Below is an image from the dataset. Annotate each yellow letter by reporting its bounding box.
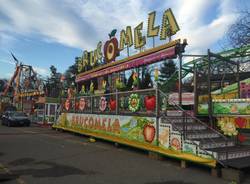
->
[134,22,146,49]
[119,26,133,50]
[76,57,83,73]
[160,8,180,40]
[96,41,103,61]
[147,11,160,37]
[82,50,88,68]
[89,51,96,67]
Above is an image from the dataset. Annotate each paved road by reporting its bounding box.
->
[0,123,244,184]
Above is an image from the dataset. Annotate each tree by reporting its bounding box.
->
[227,11,250,48]
[64,62,77,89]
[140,66,153,89]
[50,65,57,76]
[158,59,177,92]
[182,76,193,92]
[0,79,7,92]
[45,65,62,97]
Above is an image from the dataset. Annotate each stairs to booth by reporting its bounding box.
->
[161,115,250,168]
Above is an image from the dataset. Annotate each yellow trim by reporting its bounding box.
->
[76,39,180,80]
[53,125,216,168]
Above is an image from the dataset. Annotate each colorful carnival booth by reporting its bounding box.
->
[53,9,250,169]
[33,97,60,124]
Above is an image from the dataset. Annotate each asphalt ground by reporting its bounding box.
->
[0,123,248,184]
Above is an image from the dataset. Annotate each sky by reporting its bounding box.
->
[0,0,249,79]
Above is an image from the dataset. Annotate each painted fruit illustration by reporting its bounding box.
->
[104,29,120,63]
[64,99,70,111]
[128,94,140,112]
[235,117,246,128]
[238,134,247,143]
[99,96,107,112]
[110,99,116,111]
[79,97,86,111]
[144,95,156,111]
[75,101,79,110]
[230,104,238,113]
[159,129,169,145]
[143,124,155,143]
[171,138,181,150]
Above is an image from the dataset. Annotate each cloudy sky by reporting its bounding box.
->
[0,0,249,79]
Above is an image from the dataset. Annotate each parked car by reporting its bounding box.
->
[0,105,17,119]
[1,111,30,127]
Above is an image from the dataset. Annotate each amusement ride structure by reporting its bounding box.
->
[1,56,45,114]
[52,9,250,178]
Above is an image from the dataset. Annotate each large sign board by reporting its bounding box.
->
[76,9,180,78]
[76,44,176,82]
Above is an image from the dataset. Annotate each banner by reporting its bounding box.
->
[57,113,157,145]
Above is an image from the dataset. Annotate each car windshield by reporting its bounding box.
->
[11,112,27,117]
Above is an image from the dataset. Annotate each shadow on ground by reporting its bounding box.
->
[145,181,195,184]
[0,157,98,182]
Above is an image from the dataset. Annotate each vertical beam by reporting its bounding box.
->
[193,64,198,116]
[207,49,213,127]
[156,87,159,146]
[178,53,182,107]
[180,160,187,168]
[115,89,118,115]
[90,96,93,114]
[76,83,79,95]
[237,60,240,98]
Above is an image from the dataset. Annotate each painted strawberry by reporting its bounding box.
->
[143,124,155,143]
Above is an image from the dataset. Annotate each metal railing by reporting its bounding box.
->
[61,88,157,117]
[158,90,231,165]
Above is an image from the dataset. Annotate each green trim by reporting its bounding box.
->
[45,97,60,103]
[52,125,216,168]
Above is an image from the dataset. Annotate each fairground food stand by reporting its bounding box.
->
[33,97,60,124]
[53,9,250,169]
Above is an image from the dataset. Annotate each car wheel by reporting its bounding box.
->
[26,123,30,127]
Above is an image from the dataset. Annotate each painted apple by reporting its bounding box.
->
[144,95,156,111]
[110,99,116,111]
[143,124,155,143]
[104,29,119,63]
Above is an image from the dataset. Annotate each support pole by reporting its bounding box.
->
[156,86,159,146]
[193,64,198,116]
[115,89,118,115]
[237,60,240,98]
[178,53,182,107]
[207,49,213,127]
[127,46,129,57]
